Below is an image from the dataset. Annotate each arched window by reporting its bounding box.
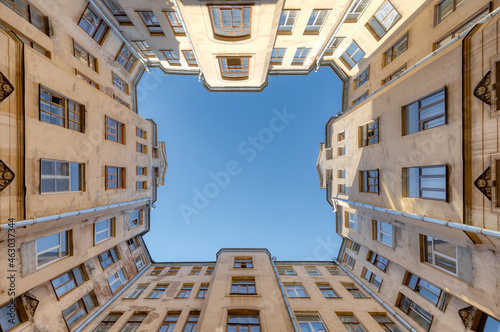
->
[209,5,251,39]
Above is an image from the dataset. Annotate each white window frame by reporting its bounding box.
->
[305,10,330,33]
[362,268,383,291]
[346,212,359,231]
[277,266,296,275]
[305,267,321,276]
[129,210,141,228]
[127,285,146,299]
[346,0,371,22]
[108,268,127,292]
[134,255,146,270]
[296,314,328,331]
[94,218,113,244]
[41,159,83,193]
[278,10,299,33]
[366,1,401,39]
[285,284,308,298]
[423,236,457,275]
[36,231,69,268]
[374,220,393,246]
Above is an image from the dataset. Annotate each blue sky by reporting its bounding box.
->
[138,67,343,262]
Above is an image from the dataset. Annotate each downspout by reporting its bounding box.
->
[88,0,150,73]
[333,198,500,239]
[334,258,418,332]
[0,197,151,230]
[171,0,203,82]
[269,257,300,332]
[74,263,151,332]
[315,0,359,71]
[336,5,500,116]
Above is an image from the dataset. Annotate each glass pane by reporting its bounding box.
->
[37,233,60,252]
[73,267,85,285]
[434,239,456,258]
[381,9,400,31]
[38,248,60,265]
[352,48,365,63]
[82,293,95,311]
[368,18,385,38]
[70,163,82,191]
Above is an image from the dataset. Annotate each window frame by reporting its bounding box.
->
[337,313,368,332]
[73,40,98,72]
[63,292,98,330]
[133,40,155,58]
[371,314,402,332]
[129,209,142,228]
[208,5,252,40]
[354,66,369,89]
[161,49,181,66]
[404,272,442,306]
[231,278,256,295]
[227,312,261,331]
[105,166,125,189]
[39,86,85,132]
[115,44,137,72]
[270,48,286,65]
[278,10,299,34]
[234,257,253,268]
[136,11,164,36]
[121,312,148,331]
[36,231,70,268]
[359,170,379,194]
[182,50,197,66]
[402,87,447,136]
[403,165,448,201]
[161,311,180,331]
[324,37,344,56]
[304,9,330,34]
[183,312,199,332]
[343,283,368,299]
[345,211,359,231]
[197,283,209,298]
[317,283,339,298]
[127,237,140,252]
[345,0,370,22]
[284,283,308,298]
[78,5,109,44]
[362,268,383,291]
[292,47,311,65]
[164,11,185,35]
[384,33,408,67]
[148,284,168,299]
[112,72,128,94]
[435,7,489,49]
[359,118,379,147]
[340,41,365,69]
[366,0,401,40]
[435,0,467,25]
[98,247,119,269]
[177,284,193,299]
[51,265,86,299]
[105,116,125,143]
[101,0,131,25]
[277,266,296,275]
[374,220,393,247]
[219,57,250,80]
[134,255,146,270]
[422,235,457,275]
[296,314,328,331]
[397,293,433,330]
[368,251,389,272]
[94,218,114,245]
[40,159,84,194]
[107,268,127,293]
[93,312,123,331]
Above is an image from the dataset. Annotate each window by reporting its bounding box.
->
[36,231,69,267]
[366,1,401,39]
[51,266,86,299]
[360,170,379,194]
[105,117,124,143]
[183,50,197,66]
[435,0,467,24]
[121,313,147,331]
[114,95,130,108]
[352,91,368,106]
[153,147,160,158]
[1,0,48,34]
[2,27,49,56]
[278,10,299,33]
[317,283,338,298]
[135,180,147,189]
[93,312,123,332]
[137,11,163,35]
[0,299,26,331]
[346,0,370,22]
[343,283,367,299]
[127,285,146,299]
[305,10,329,34]
[183,312,199,332]
[227,313,261,331]
[382,66,406,84]
[101,0,131,24]
[338,146,345,156]
[234,257,253,268]
[345,212,359,231]
[306,267,321,276]
[327,266,344,275]
[219,57,249,80]
[285,284,308,298]
[338,131,345,141]
[477,314,500,332]
[113,73,128,94]
[127,237,139,252]
[106,166,125,189]
[205,267,214,275]
[197,284,209,298]
[160,312,180,332]
[374,220,393,246]
[135,255,146,270]
[190,267,202,275]
[277,266,296,275]
[134,41,155,58]
[359,118,379,147]
[209,5,252,39]
[231,278,256,295]
[296,314,327,332]
[368,252,389,272]
[403,165,447,201]
[422,236,457,274]
[292,48,310,65]
[405,272,442,305]
[342,252,356,270]
[130,210,142,228]
[324,37,344,55]
[40,87,84,132]
[116,44,137,72]
[435,8,488,49]
[137,167,147,176]
[341,41,365,69]
[164,11,185,35]
[137,143,147,154]
[40,159,83,193]
[167,267,180,275]
[161,50,181,66]
[94,218,114,244]
[63,292,98,330]
[354,66,369,89]
[338,184,346,194]
[108,269,127,293]
[370,315,402,332]
[151,267,165,276]
[177,284,193,298]
[79,5,109,44]
[74,41,97,72]
[398,294,433,330]
[337,314,367,332]
[346,239,361,254]
[338,170,346,179]
[271,48,286,65]
[75,69,100,89]
[362,268,383,291]
[136,127,147,139]
[384,33,407,66]
[98,247,119,269]
[403,88,446,135]
[148,284,168,299]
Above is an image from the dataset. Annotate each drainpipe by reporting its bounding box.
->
[315,0,359,71]
[171,0,203,82]
[74,263,151,332]
[336,5,500,116]
[0,198,151,230]
[333,198,500,239]
[334,258,419,332]
[269,257,301,332]
[88,0,150,73]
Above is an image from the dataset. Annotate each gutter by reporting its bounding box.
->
[333,198,500,239]
[1,198,151,230]
[334,258,418,332]
[315,0,360,71]
[269,256,300,332]
[336,5,500,116]
[74,263,151,332]
[88,0,150,73]
[171,0,203,82]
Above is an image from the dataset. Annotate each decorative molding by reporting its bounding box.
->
[0,71,14,102]
[458,306,478,329]
[0,160,15,192]
[21,293,39,319]
[473,70,492,105]
[474,167,492,201]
